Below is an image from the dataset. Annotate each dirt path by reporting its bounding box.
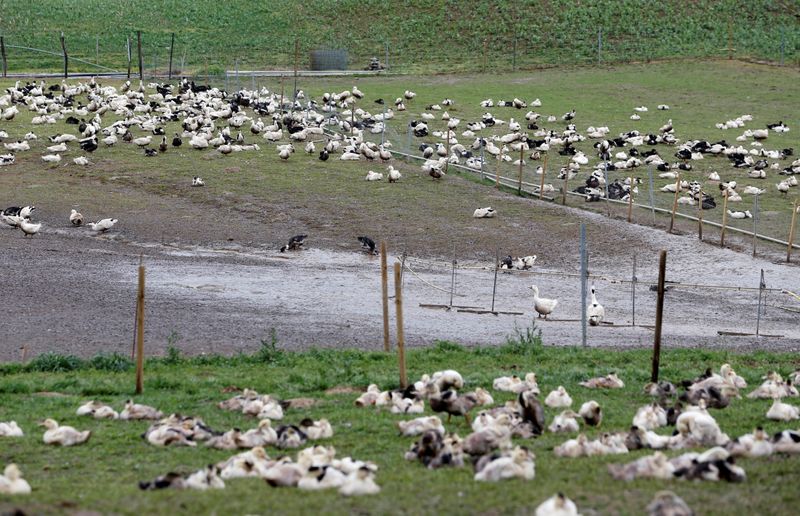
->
[1,189,797,361]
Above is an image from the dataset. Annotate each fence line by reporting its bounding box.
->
[381,147,800,252]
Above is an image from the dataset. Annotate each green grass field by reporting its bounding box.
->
[0,1,797,73]
[1,339,799,515]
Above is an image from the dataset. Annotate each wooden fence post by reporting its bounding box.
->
[381,241,390,352]
[627,176,634,223]
[168,32,175,80]
[720,191,729,247]
[137,31,144,80]
[697,188,704,240]
[651,250,667,382]
[59,33,68,78]
[539,153,547,200]
[788,200,798,262]
[668,173,681,233]
[517,141,524,195]
[562,167,569,205]
[0,37,7,78]
[393,262,407,388]
[135,256,146,394]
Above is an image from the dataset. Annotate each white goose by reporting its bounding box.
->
[587,285,605,326]
[530,285,558,319]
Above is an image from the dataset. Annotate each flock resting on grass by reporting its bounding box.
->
[2,363,800,514]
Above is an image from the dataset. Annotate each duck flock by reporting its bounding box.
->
[2,363,800,512]
[2,77,798,248]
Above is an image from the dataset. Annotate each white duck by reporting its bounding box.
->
[766,399,799,421]
[587,285,604,326]
[535,493,579,516]
[396,416,444,437]
[530,285,558,319]
[69,209,83,226]
[0,421,23,437]
[548,410,580,434]
[18,219,41,237]
[339,467,380,496]
[473,207,497,218]
[544,386,573,408]
[87,218,117,232]
[0,464,31,495]
[387,166,402,182]
[40,419,91,446]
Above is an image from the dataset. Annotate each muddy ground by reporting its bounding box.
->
[1,173,798,361]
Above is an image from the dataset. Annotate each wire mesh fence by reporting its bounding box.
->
[0,22,797,79]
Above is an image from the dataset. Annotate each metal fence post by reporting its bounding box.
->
[756,269,765,337]
[385,41,389,70]
[580,223,587,347]
[780,28,785,66]
[752,194,759,256]
[0,36,7,78]
[597,29,602,64]
[648,166,656,226]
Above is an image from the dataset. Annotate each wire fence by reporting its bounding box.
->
[0,23,798,79]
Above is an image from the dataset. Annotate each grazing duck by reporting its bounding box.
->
[548,410,580,434]
[426,385,478,425]
[357,236,377,254]
[139,465,225,491]
[158,136,168,152]
[300,418,334,440]
[772,430,800,454]
[120,400,164,420]
[473,207,496,218]
[646,491,692,516]
[76,400,119,419]
[280,234,307,252]
[0,464,31,495]
[238,419,278,448]
[530,285,558,319]
[87,218,117,232]
[0,421,23,437]
[578,401,602,427]
[727,209,752,219]
[587,285,605,326]
[339,466,380,496]
[474,446,536,482]
[276,424,308,448]
[69,209,83,226]
[387,165,401,182]
[172,133,182,147]
[580,373,624,389]
[40,419,91,446]
[766,399,799,421]
[544,386,573,408]
[632,403,668,430]
[519,390,546,436]
[133,135,152,147]
[18,218,42,237]
[535,493,579,516]
[397,416,444,437]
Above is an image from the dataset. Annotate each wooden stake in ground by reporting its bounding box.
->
[697,187,704,240]
[517,140,524,196]
[445,127,451,174]
[137,31,143,81]
[668,173,681,233]
[539,153,548,200]
[627,176,634,223]
[562,166,569,205]
[1,36,8,78]
[135,256,145,394]
[168,32,175,80]
[788,200,799,262]
[720,191,730,247]
[380,241,390,352]
[59,33,68,79]
[651,250,667,382]
[494,155,500,189]
[393,262,407,388]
